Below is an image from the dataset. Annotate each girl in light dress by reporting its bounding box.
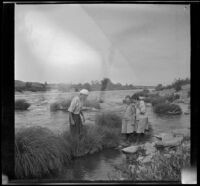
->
[121,95,137,141]
[135,96,149,142]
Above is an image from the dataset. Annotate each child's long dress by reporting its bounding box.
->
[121,104,136,134]
[136,101,148,133]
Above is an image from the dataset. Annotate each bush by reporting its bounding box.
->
[144,95,167,106]
[15,127,71,179]
[95,112,122,128]
[131,90,149,100]
[165,94,180,103]
[155,84,164,91]
[15,99,31,110]
[153,103,182,115]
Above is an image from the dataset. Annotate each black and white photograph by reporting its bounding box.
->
[2,2,198,184]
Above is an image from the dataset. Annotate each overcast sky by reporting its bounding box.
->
[15,4,190,86]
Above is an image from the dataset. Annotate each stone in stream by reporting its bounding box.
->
[142,142,156,155]
[122,145,139,154]
[155,136,183,148]
[140,154,153,164]
[172,128,190,138]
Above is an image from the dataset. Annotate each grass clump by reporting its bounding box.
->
[15,99,31,110]
[153,103,182,115]
[95,112,122,128]
[15,126,71,179]
[62,125,104,157]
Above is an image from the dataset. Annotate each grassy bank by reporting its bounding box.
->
[110,137,190,181]
[15,99,31,110]
[15,112,122,179]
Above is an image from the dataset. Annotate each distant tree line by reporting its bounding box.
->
[15,78,139,92]
[155,78,190,92]
[72,78,136,92]
[15,81,50,92]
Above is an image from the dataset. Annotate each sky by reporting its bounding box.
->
[15,4,190,86]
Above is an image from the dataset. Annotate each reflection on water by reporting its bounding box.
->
[55,149,125,181]
[15,90,190,180]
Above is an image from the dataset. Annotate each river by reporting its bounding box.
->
[15,89,190,181]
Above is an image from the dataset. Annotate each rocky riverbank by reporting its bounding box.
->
[113,128,190,181]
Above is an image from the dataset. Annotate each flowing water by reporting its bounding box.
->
[15,89,190,181]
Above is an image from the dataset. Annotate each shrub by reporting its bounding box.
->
[15,99,31,110]
[155,84,164,91]
[95,112,122,128]
[15,127,71,179]
[165,94,180,103]
[131,90,149,100]
[145,95,167,106]
[153,103,182,115]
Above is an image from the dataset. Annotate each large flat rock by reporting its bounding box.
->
[122,145,139,154]
[155,136,183,148]
[172,128,190,137]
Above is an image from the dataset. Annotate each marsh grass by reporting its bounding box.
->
[15,126,71,179]
[62,125,104,157]
[95,112,122,128]
[153,103,182,115]
[15,99,31,110]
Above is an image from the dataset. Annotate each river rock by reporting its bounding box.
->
[163,154,171,158]
[156,133,174,141]
[143,142,156,155]
[122,145,139,154]
[172,128,190,138]
[155,136,183,148]
[141,154,153,164]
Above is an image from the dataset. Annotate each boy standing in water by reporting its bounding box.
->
[68,89,89,137]
[121,95,136,141]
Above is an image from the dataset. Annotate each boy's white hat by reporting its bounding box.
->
[80,89,89,95]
